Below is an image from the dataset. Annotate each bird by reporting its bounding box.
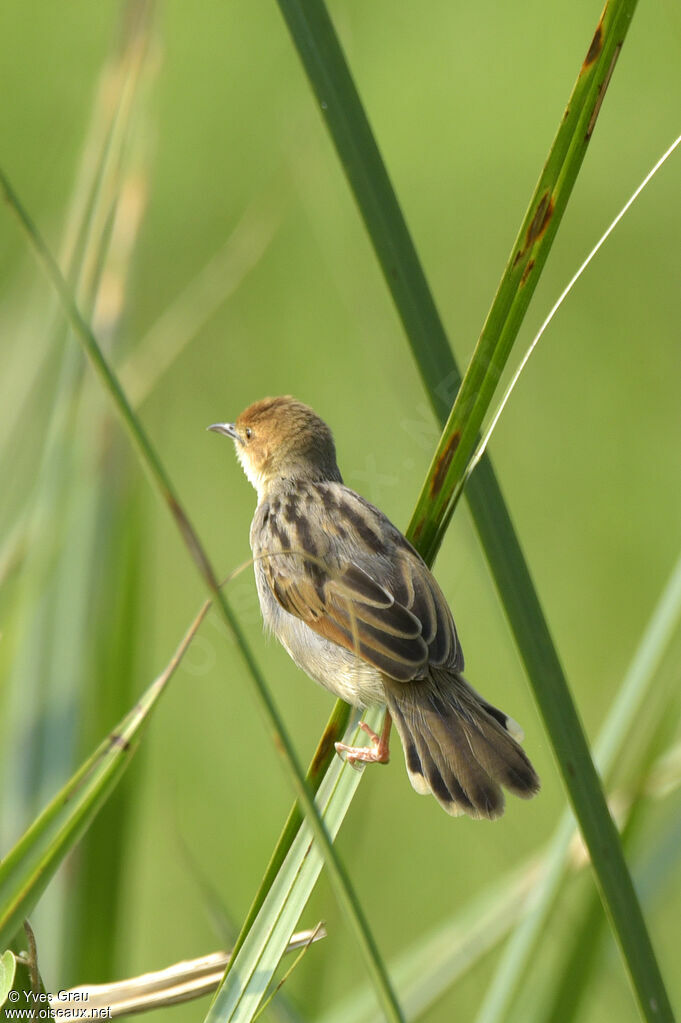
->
[209,396,540,819]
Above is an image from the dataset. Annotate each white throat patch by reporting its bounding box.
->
[235,441,265,500]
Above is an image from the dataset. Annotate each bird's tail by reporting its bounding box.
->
[384,670,540,819]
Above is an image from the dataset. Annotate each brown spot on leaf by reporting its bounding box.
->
[586,43,622,140]
[513,193,555,271]
[109,732,131,753]
[526,193,554,249]
[583,22,603,69]
[520,258,535,287]
[430,431,461,497]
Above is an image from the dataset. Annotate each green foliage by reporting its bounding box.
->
[0,605,207,951]
[276,1,671,1019]
[0,1,679,1022]
[0,950,17,1010]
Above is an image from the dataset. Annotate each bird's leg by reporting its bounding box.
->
[335,710,392,766]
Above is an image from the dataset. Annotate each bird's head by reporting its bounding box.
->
[209,396,341,497]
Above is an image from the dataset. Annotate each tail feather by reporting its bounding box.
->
[384,670,540,820]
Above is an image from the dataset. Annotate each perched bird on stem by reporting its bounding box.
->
[209,396,539,819]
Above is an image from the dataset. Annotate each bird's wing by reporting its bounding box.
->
[257,484,463,682]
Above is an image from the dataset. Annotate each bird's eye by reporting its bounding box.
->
[244,427,253,440]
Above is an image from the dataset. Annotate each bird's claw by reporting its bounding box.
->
[335,720,391,768]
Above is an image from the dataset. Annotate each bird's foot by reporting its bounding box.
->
[335,715,391,767]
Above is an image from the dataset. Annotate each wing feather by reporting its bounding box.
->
[255,483,463,681]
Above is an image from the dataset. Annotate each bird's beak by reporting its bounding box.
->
[207,422,239,440]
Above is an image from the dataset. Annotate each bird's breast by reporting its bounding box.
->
[252,555,385,708]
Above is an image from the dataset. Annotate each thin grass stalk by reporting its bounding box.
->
[407,3,636,560]
[33,6,157,983]
[538,706,679,1023]
[323,547,681,1023]
[0,10,153,839]
[0,27,157,977]
[461,477,674,1023]
[221,699,351,976]
[66,15,158,978]
[0,4,146,544]
[50,929,324,1020]
[465,131,681,489]
[206,708,378,1023]
[319,855,544,1023]
[272,3,673,1020]
[2,6,666,1014]
[538,814,639,1023]
[0,60,120,515]
[475,549,681,1023]
[0,601,210,950]
[65,479,145,983]
[0,174,404,1023]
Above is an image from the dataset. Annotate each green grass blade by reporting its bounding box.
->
[461,478,674,1023]
[0,176,403,1023]
[408,4,637,561]
[0,4,158,985]
[321,551,681,1023]
[0,950,17,1009]
[475,550,681,1023]
[533,702,679,1023]
[635,790,681,908]
[0,602,209,950]
[64,480,145,983]
[320,854,542,1023]
[221,698,351,977]
[537,815,639,1023]
[1,3,666,1018]
[0,925,49,1021]
[206,709,379,1023]
[274,3,674,1020]
[48,931,323,1020]
[63,10,159,979]
[275,0,453,400]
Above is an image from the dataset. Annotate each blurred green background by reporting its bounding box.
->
[1,0,680,1020]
